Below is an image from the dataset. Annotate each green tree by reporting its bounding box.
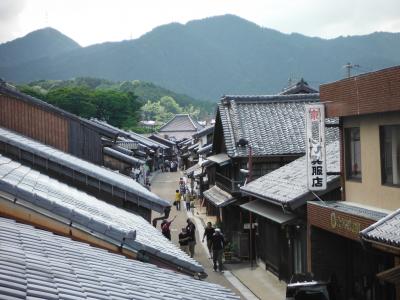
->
[46,87,96,118]
[159,96,182,114]
[183,104,200,119]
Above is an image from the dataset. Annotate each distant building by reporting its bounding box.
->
[158,114,203,141]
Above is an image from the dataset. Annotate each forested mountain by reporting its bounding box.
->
[1,15,400,100]
[0,27,80,67]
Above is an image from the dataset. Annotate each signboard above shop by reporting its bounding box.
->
[305,104,327,191]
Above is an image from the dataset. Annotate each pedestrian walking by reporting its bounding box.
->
[161,216,176,240]
[186,218,196,258]
[174,190,181,210]
[202,222,215,258]
[185,189,191,211]
[210,228,225,272]
[179,182,186,200]
[178,227,190,255]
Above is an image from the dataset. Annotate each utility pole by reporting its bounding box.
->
[343,62,360,78]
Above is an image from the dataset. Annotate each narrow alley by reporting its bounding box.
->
[151,171,285,300]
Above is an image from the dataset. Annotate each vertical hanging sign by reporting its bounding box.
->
[305,104,327,191]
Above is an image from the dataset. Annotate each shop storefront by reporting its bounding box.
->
[308,201,396,300]
[241,199,304,281]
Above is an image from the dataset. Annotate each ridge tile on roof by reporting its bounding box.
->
[0,126,170,213]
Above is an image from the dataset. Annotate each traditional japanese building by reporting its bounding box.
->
[240,141,341,281]
[204,89,327,251]
[158,114,203,141]
[307,66,400,300]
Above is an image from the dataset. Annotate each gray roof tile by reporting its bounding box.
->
[0,217,239,299]
[217,94,338,157]
[241,141,340,209]
[159,114,203,132]
[193,126,214,139]
[91,119,169,150]
[203,185,237,207]
[0,154,203,274]
[361,209,400,247]
[0,126,169,213]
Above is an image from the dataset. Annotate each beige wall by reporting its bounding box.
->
[344,111,400,211]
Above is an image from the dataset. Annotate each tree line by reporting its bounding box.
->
[18,84,202,131]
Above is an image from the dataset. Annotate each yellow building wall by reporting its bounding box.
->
[344,111,400,211]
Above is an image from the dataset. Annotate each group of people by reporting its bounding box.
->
[161,216,225,272]
[174,178,192,211]
[160,177,225,272]
[202,222,225,272]
[161,160,178,172]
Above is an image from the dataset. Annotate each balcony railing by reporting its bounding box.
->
[215,172,244,194]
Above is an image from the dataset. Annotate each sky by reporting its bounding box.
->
[1,0,400,47]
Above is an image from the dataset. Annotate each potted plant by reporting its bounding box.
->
[224,242,235,261]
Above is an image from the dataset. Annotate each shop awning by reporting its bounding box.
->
[203,185,237,208]
[184,163,201,177]
[207,153,230,166]
[240,200,297,225]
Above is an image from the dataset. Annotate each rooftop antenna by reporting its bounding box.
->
[343,62,360,78]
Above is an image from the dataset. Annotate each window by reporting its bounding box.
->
[381,125,400,186]
[345,127,362,180]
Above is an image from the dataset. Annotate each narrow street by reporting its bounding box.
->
[151,171,253,300]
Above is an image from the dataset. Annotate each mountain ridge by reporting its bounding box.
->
[1,14,399,100]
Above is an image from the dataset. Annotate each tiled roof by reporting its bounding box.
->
[280,78,318,95]
[193,126,214,139]
[91,119,169,150]
[203,185,237,208]
[188,143,199,151]
[149,134,176,147]
[185,163,201,175]
[0,126,170,213]
[159,114,203,132]
[197,144,213,155]
[103,147,145,165]
[217,93,338,157]
[361,209,400,247]
[0,154,203,274]
[0,217,238,299]
[241,141,340,210]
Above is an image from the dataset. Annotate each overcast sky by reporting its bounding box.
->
[1,0,400,47]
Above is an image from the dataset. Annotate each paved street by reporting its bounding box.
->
[151,171,254,300]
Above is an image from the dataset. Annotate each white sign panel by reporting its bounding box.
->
[305,104,327,191]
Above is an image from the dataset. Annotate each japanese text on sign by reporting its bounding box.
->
[305,104,327,191]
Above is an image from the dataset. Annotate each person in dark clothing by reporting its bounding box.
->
[202,222,215,258]
[186,218,196,258]
[161,216,176,240]
[178,227,190,255]
[210,228,225,272]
